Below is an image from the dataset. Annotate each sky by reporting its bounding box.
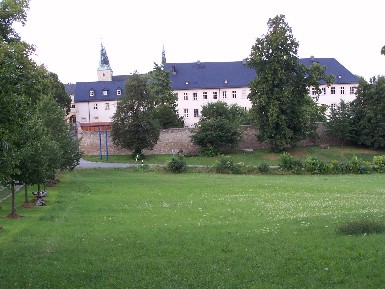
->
[17,0,384,84]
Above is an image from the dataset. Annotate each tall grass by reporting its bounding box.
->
[1,169,385,288]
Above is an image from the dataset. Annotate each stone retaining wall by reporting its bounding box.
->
[78,124,343,156]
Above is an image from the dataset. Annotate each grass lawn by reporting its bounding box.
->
[1,169,385,288]
[83,145,385,166]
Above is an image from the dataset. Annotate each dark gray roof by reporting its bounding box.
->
[74,58,358,103]
[74,80,125,102]
[300,58,358,84]
[64,83,76,95]
[165,58,358,90]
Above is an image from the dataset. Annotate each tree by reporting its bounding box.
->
[147,63,183,128]
[247,14,331,151]
[325,100,354,145]
[349,76,385,149]
[191,102,243,156]
[111,72,160,158]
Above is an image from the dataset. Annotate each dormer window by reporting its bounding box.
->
[89,89,95,97]
[116,89,121,96]
[103,89,108,96]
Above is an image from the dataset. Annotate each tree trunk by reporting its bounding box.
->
[10,182,16,217]
[37,183,41,192]
[24,184,28,203]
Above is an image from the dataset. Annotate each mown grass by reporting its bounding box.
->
[1,169,385,288]
[84,145,385,166]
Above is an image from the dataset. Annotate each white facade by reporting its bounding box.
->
[176,83,358,128]
[76,101,117,124]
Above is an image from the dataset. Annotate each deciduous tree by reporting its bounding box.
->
[191,102,243,155]
[111,72,160,158]
[247,14,331,151]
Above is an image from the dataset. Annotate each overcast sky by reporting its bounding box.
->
[17,0,384,84]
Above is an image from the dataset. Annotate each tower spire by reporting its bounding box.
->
[99,42,111,70]
[97,42,113,81]
[162,45,166,66]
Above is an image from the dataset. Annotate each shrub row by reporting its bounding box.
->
[280,153,385,174]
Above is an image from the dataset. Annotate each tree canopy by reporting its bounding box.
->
[111,72,160,157]
[247,14,331,151]
[147,63,183,128]
[191,102,243,156]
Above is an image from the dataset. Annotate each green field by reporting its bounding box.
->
[84,145,385,166]
[1,169,385,288]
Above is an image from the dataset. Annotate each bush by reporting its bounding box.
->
[304,156,326,174]
[373,155,385,172]
[213,156,243,174]
[337,219,385,235]
[279,152,303,173]
[167,153,187,173]
[348,156,372,174]
[258,161,270,173]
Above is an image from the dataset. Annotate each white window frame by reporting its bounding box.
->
[232,90,237,98]
[193,109,199,117]
[183,92,188,100]
[213,91,218,99]
[222,91,227,99]
[193,92,198,100]
[203,92,207,100]
[184,108,189,118]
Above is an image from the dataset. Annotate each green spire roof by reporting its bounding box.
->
[98,43,111,70]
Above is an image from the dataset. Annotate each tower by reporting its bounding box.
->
[162,45,166,67]
[97,43,113,81]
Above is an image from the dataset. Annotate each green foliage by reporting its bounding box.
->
[111,73,160,156]
[337,219,385,235]
[213,155,243,174]
[350,76,385,149]
[279,152,303,172]
[304,156,326,174]
[326,100,354,144]
[247,15,330,151]
[167,153,187,173]
[373,155,385,172]
[348,156,372,174]
[257,161,270,173]
[0,0,29,42]
[152,104,183,129]
[147,63,182,128]
[191,102,243,155]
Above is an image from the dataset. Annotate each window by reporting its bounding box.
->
[81,117,87,122]
[105,103,110,110]
[311,87,317,95]
[340,87,345,94]
[213,92,218,99]
[89,90,94,97]
[93,103,98,110]
[203,92,207,100]
[222,91,227,99]
[321,87,326,95]
[350,87,356,94]
[71,104,75,108]
[116,89,121,96]
[194,109,199,117]
[184,109,189,118]
[330,103,337,110]
[331,87,336,95]
[183,92,188,100]
[193,92,198,100]
[232,90,237,98]
[103,89,108,96]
